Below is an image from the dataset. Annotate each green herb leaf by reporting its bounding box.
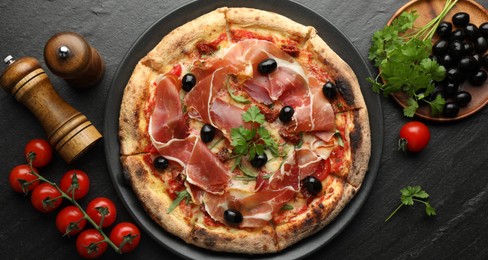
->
[386,185,436,222]
[281,204,294,211]
[167,190,191,213]
[242,105,265,124]
[227,85,251,104]
[335,130,345,147]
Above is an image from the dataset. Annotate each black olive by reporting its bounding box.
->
[200,124,216,143]
[443,102,460,117]
[153,156,169,170]
[302,176,323,196]
[436,21,452,39]
[452,12,470,27]
[437,54,456,67]
[455,91,472,107]
[448,41,463,59]
[322,81,338,99]
[469,70,487,86]
[450,29,466,42]
[480,22,488,37]
[464,24,479,40]
[432,39,450,56]
[446,67,465,82]
[458,56,480,72]
[444,81,459,97]
[426,90,445,102]
[224,209,243,224]
[482,54,488,69]
[251,153,268,168]
[474,36,488,54]
[461,41,475,56]
[279,106,294,123]
[258,58,278,74]
[182,73,197,92]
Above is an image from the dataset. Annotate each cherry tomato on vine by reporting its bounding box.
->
[9,164,40,193]
[86,197,117,228]
[109,222,141,253]
[31,182,63,213]
[56,205,87,236]
[24,139,52,168]
[60,169,90,200]
[398,121,431,153]
[76,229,108,259]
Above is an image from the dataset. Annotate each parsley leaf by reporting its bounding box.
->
[385,185,437,222]
[368,0,458,117]
[242,105,265,124]
[227,83,250,104]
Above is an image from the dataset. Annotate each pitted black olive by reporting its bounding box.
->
[182,73,197,92]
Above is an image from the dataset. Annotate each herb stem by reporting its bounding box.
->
[385,203,403,222]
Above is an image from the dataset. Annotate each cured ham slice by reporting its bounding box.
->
[209,98,253,137]
[148,75,188,143]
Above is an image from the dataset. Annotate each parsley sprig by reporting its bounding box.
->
[368,0,459,117]
[230,106,280,165]
[385,186,437,222]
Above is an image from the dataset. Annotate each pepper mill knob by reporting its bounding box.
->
[0,55,102,163]
[44,32,105,88]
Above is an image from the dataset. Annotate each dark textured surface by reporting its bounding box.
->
[0,0,487,259]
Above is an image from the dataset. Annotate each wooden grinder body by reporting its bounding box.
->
[0,57,102,163]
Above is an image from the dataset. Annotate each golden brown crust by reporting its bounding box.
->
[121,154,194,242]
[142,8,229,73]
[347,108,371,188]
[119,63,159,155]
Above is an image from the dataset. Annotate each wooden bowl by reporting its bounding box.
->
[387,0,488,121]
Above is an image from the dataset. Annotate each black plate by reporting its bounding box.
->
[104,0,383,259]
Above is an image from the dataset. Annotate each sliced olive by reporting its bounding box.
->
[436,21,452,39]
[251,153,268,168]
[448,41,463,59]
[258,58,277,74]
[474,36,488,54]
[444,81,459,97]
[153,156,169,170]
[464,24,479,40]
[455,91,472,107]
[452,12,470,27]
[432,39,450,56]
[450,29,466,42]
[480,22,488,37]
[224,209,243,224]
[458,56,480,72]
[182,73,197,92]
[443,102,460,117]
[200,124,216,143]
[302,176,322,196]
[322,81,338,99]
[469,70,487,86]
[279,106,294,123]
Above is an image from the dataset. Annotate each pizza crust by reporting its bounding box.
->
[347,108,371,188]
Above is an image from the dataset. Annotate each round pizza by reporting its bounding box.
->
[119,7,371,254]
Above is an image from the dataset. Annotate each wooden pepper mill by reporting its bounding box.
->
[44,31,105,88]
[0,55,102,163]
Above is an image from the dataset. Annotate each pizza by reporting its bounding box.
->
[119,7,371,254]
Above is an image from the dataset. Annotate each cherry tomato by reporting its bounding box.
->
[76,229,108,259]
[24,139,52,168]
[60,169,90,200]
[398,121,431,153]
[9,164,40,193]
[56,205,87,236]
[109,222,141,253]
[86,197,117,228]
[31,183,63,213]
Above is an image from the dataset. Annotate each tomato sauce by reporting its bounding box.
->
[230,29,274,42]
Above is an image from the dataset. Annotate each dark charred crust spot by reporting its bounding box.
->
[350,122,362,152]
[192,228,217,247]
[335,76,355,107]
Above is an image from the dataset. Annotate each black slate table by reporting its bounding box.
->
[1,0,487,259]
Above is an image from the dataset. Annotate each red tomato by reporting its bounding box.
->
[60,169,90,200]
[399,121,431,153]
[9,164,40,193]
[109,222,141,253]
[31,183,63,213]
[56,206,87,236]
[86,197,117,228]
[24,139,52,168]
[76,229,108,259]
